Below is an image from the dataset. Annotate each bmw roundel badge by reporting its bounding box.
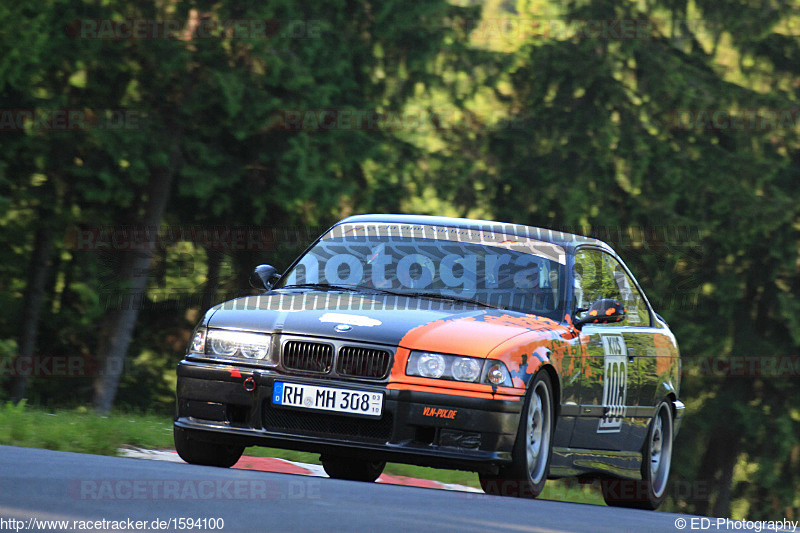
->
[334,324,352,332]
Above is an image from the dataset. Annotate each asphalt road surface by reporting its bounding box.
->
[0,445,793,533]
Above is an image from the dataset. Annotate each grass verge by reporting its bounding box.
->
[0,401,174,455]
[0,401,602,504]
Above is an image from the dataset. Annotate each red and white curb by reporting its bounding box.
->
[119,448,482,493]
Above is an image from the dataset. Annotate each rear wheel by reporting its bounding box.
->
[601,401,673,510]
[321,456,385,482]
[479,371,554,498]
[173,426,244,468]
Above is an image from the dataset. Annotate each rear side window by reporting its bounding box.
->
[606,256,650,327]
[573,249,650,327]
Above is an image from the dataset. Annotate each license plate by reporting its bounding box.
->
[272,382,383,417]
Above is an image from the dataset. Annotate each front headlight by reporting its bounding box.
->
[406,351,512,386]
[452,357,482,381]
[485,361,511,386]
[416,352,446,378]
[189,327,206,353]
[209,330,239,356]
[189,327,275,364]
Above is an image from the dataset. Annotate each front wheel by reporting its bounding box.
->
[602,400,674,510]
[321,456,385,482]
[173,426,244,468]
[480,371,554,498]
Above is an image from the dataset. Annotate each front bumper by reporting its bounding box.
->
[174,360,523,473]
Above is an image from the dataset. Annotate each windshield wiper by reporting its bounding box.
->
[279,283,365,292]
[280,283,412,296]
[402,291,503,309]
[279,284,502,309]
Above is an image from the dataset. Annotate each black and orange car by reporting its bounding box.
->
[174,214,683,509]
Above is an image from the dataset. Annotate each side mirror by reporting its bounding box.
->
[249,264,281,291]
[573,298,625,328]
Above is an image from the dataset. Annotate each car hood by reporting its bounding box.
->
[205,290,560,357]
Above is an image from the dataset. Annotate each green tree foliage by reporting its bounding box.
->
[478,0,800,518]
[0,0,482,407]
[1,0,799,518]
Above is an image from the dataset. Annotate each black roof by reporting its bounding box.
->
[336,214,612,253]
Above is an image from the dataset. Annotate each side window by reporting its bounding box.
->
[576,249,650,327]
[572,250,595,310]
[606,256,651,327]
[573,249,621,309]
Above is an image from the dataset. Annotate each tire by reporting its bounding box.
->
[173,426,244,468]
[601,400,674,510]
[321,456,386,482]
[479,371,554,498]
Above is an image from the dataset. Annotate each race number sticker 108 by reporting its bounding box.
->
[598,334,628,434]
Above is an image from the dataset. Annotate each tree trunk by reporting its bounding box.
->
[691,379,747,517]
[9,223,55,402]
[711,432,740,518]
[92,143,181,414]
[201,249,222,310]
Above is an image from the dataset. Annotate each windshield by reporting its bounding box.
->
[276,222,567,319]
